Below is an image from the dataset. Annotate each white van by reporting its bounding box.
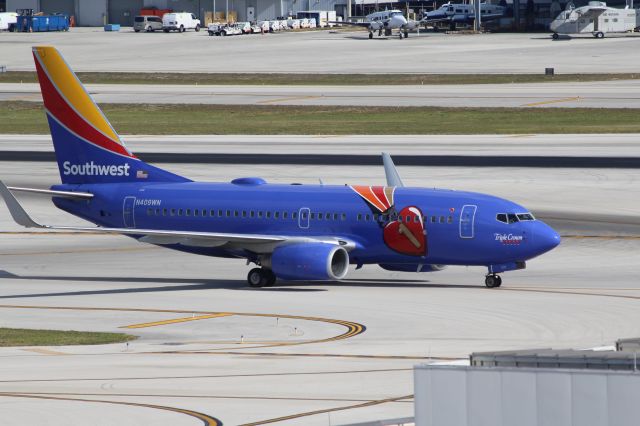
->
[0,12,18,32]
[162,13,201,32]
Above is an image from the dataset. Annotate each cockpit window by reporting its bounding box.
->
[517,213,535,221]
[496,213,521,224]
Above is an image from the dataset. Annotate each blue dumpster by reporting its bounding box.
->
[16,14,69,32]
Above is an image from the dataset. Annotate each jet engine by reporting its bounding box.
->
[379,263,446,272]
[266,243,349,281]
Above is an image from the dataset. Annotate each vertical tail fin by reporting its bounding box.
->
[32,46,189,184]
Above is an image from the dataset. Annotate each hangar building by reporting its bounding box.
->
[2,0,635,29]
[4,0,348,26]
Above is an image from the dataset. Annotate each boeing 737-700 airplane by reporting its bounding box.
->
[0,47,560,288]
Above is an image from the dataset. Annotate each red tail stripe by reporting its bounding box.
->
[34,54,135,159]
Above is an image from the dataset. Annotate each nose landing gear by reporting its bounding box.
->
[248,268,277,287]
[485,274,502,288]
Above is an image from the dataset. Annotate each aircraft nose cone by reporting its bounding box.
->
[535,223,561,255]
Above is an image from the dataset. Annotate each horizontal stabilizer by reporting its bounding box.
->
[8,186,94,199]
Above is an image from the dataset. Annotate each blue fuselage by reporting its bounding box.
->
[52,181,560,270]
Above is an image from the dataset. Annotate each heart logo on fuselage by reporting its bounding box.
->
[383,206,426,256]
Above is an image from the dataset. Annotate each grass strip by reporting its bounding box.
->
[0,327,136,346]
[3,102,640,134]
[1,71,640,85]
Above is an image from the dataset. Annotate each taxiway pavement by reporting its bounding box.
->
[1,141,639,424]
[2,28,640,74]
[3,81,640,108]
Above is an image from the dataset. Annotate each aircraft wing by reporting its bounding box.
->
[479,13,505,21]
[329,21,371,28]
[420,16,453,24]
[0,181,354,253]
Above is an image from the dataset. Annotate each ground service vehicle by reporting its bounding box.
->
[163,12,201,32]
[0,12,17,31]
[134,15,163,32]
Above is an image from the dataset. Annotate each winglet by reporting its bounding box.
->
[0,181,45,228]
[382,153,404,187]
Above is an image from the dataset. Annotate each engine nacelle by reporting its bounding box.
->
[268,243,349,281]
[379,263,446,272]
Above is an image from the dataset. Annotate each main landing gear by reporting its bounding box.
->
[485,274,502,288]
[369,31,373,39]
[247,267,276,288]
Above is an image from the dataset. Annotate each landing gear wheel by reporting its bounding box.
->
[552,32,559,40]
[248,268,265,287]
[369,32,373,39]
[247,268,276,287]
[263,270,277,287]
[398,32,403,39]
[485,274,502,288]
[404,31,409,38]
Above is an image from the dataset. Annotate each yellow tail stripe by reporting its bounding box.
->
[33,46,121,143]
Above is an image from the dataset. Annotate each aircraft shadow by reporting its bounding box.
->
[0,271,477,299]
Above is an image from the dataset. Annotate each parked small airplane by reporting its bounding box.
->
[0,46,561,288]
[334,10,418,39]
[550,2,639,39]
[421,2,505,30]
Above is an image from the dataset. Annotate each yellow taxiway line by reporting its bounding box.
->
[122,313,233,329]
[240,394,414,426]
[0,392,222,425]
[521,96,581,107]
[256,95,320,104]
[20,348,67,356]
[0,305,366,348]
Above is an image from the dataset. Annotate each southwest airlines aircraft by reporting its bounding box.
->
[0,46,561,288]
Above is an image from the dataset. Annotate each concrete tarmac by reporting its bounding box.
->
[4,133,640,157]
[1,147,640,424]
[2,28,640,74]
[3,80,640,108]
